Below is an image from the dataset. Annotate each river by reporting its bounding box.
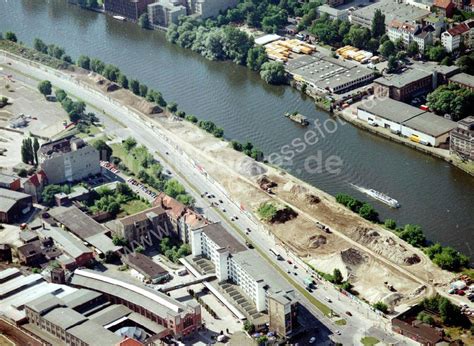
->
[1,0,473,259]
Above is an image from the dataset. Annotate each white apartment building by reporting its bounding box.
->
[189,0,238,19]
[441,19,474,52]
[388,20,433,51]
[190,223,289,312]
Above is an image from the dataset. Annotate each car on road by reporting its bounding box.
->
[325,297,332,303]
[234,216,238,220]
[219,199,223,204]
[346,311,352,316]
[293,272,298,276]
[246,228,252,232]
[222,208,226,212]
[335,330,341,335]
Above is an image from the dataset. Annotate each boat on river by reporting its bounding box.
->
[112,15,126,21]
[351,184,400,208]
[285,112,309,126]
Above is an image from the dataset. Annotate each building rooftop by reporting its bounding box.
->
[20,231,39,243]
[123,253,168,280]
[68,320,123,345]
[375,69,432,88]
[413,62,460,76]
[358,98,424,123]
[38,137,86,159]
[0,268,21,283]
[433,0,452,8]
[84,232,121,254]
[25,293,64,314]
[318,4,347,16]
[449,73,474,88]
[269,290,297,306]
[403,112,457,137]
[17,241,43,258]
[232,250,292,294]
[62,289,103,309]
[0,172,19,185]
[89,304,132,326]
[0,188,31,212]
[200,223,247,254]
[49,206,106,239]
[43,307,87,330]
[351,0,430,26]
[71,269,192,318]
[38,226,92,259]
[118,206,166,226]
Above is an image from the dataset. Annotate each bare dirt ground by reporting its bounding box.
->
[75,71,455,307]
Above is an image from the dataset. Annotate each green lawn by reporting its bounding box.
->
[334,319,346,326]
[361,336,380,346]
[117,199,150,218]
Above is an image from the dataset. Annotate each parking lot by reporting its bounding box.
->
[0,70,69,138]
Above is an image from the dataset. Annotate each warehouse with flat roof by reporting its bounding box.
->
[357,98,457,146]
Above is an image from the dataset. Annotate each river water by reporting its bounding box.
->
[1,0,473,258]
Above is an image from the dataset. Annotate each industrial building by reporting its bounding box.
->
[0,188,33,223]
[357,98,457,146]
[286,54,375,95]
[70,269,202,338]
[350,0,430,28]
[373,69,433,102]
[450,116,474,161]
[38,137,101,184]
[0,172,21,191]
[122,253,170,283]
[190,223,295,313]
[448,72,474,92]
[48,206,121,256]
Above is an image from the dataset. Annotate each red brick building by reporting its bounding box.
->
[433,0,455,18]
[104,0,155,21]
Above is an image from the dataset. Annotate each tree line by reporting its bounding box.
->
[166,17,287,85]
[335,193,469,272]
[21,137,40,166]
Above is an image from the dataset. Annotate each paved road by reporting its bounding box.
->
[0,56,415,345]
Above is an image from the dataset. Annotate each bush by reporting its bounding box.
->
[397,224,426,248]
[373,301,388,313]
[384,219,397,230]
[257,202,278,222]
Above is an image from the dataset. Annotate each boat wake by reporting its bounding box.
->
[350,183,400,208]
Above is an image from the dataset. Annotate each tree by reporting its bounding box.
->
[398,224,426,247]
[38,80,52,97]
[456,53,474,75]
[33,137,39,165]
[139,84,148,97]
[243,320,255,333]
[93,139,113,160]
[427,84,474,121]
[384,219,397,230]
[432,246,469,271]
[123,137,137,152]
[260,61,287,85]
[333,268,343,284]
[373,301,388,313]
[246,46,268,71]
[41,185,65,206]
[52,46,65,59]
[130,79,140,95]
[438,297,463,325]
[387,55,398,73]
[21,138,34,165]
[102,64,120,82]
[138,13,150,29]
[359,203,378,222]
[90,58,105,74]
[347,25,371,49]
[118,74,129,89]
[380,40,396,58]
[417,312,435,325]
[426,45,447,62]
[106,201,120,216]
[33,38,47,53]
[77,55,91,70]
[371,9,385,39]
[62,55,73,64]
[167,102,178,113]
[5,31,17,42]
[367,38,380,53]
[407,41,419,57]
[135,246,145,254]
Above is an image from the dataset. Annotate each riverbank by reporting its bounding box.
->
[39,56,460,306]
[334,103,474,177]
[1,46,472,306]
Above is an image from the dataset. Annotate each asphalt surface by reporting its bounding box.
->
[0,55,415,345]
